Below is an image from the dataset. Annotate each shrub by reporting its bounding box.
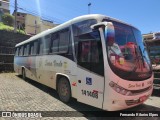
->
[0,22,25,34]
[2,13,14,26]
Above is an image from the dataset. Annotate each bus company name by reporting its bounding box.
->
[45,60,62,67]
[128,83,144,88]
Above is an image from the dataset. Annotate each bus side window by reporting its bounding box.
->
[15,47,19,56]
[19,46,23,56]
[59,29,70,53]
[26,44,30,56]
[30,43,34,55]
[77,31,104,76]
[78,41,91,62]
[33,41,38,55]
[23,45,27,56]
[43,35,51,54]
[38,39,44,55]
[51,33,59,53]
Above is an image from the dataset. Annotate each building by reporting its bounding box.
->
[143,32,160,41]
[25,14,58,35]
[15,12,26,30]
[143,33,153,41]
[0,0,9,13]
[143,32,160,72]
[13,12,59,35]
[0,0,10,21]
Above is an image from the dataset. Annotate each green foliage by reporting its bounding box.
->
[1,13,14,26]
[0,22,14,31]
[0,22,25,34]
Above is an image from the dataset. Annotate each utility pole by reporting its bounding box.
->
[88,3,91,14]
[35,20,37,35]
[14,0,17,33]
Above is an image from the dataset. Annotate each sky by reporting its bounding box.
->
[10,0,160,34]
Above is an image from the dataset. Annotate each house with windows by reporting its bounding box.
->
[13,11,59,35]
[0,0,10,21]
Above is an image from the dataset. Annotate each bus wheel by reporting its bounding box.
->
[22,68,26,80]
[57,77,71,103]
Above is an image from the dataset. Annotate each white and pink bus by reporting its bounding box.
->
[14,14,153,111]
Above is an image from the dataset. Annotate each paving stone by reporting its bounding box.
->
[0,73,160,120]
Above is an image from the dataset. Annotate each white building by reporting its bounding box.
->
[0,0,10,13]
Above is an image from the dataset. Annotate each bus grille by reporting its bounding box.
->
[125,99,139,106]
[125,95,150,106]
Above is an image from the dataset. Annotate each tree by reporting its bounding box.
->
[2,13,14,26]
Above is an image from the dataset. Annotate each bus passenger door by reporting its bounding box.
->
[76,34,105,109]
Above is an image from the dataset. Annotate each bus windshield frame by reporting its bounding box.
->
[104,21,152,81]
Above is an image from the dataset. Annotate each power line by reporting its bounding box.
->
[10,1,87,23]
[10,3,63,24]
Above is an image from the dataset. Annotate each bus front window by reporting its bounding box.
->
[105,22,152,81]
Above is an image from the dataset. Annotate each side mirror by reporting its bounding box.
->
[90,22,115,46]
[105,22,115,46]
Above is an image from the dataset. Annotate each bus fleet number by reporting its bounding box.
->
[81,90,98,99]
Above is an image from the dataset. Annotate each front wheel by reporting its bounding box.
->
[57,77,71,103]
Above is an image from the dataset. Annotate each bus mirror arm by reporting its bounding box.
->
[90,22,108,30]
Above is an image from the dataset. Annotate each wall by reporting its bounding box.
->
[0,30,30,72]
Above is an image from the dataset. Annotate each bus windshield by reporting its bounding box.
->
[105,22,152,81]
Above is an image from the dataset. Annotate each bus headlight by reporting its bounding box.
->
[121,89,127,95]
[116,88,121,93]
[109,81,133,96]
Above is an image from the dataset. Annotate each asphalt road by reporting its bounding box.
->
[0,73,160,120]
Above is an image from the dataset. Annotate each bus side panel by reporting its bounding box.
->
[14,57,21,75]
[14,56,37,81]
[77,67,104,109]
[36,55,56,88]
[36,55,78,99]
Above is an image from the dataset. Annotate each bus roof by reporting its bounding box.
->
[15,14,135,47]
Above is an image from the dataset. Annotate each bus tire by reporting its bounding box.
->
[22,68,26,80]
[57,77,71,103]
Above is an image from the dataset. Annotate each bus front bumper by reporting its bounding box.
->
[103,86,153,111]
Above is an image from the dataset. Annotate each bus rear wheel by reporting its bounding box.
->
[57,77,71,103]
